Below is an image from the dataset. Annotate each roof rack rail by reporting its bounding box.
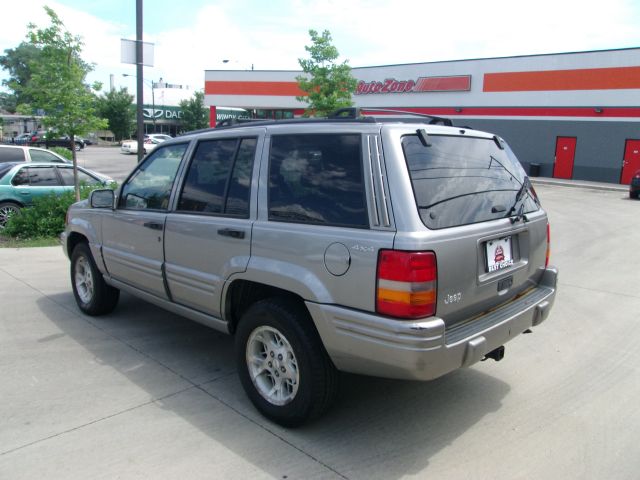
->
[215,118,267,128]
[359,108,453,126]
[181,108,455,133]
[328,107,362,118]
[327,107,453,126]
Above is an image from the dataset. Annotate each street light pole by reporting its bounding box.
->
[135,0,144,163]
[124,74,156,133]
[151,81,156,132]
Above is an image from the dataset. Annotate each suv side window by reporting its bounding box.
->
[177,137,257,217]
[119,143,187,210]
[268,133,368,228]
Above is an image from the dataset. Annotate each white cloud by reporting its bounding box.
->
[2,0,639,106]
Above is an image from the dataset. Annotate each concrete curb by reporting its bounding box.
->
[530,177,628,193]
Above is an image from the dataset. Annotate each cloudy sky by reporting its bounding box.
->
[2,0,640,104]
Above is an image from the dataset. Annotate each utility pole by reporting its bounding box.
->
[136,0,144,163]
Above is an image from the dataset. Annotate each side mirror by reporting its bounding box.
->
[90,189,115,208]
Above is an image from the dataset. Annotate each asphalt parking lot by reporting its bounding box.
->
[1,176,639,479]
[73,145,139,182]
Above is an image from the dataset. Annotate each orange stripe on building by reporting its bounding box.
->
[483,66,640,92]
[205,81,306,96]
[414,75,470,92]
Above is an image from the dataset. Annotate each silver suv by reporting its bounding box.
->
[62,111,558,426]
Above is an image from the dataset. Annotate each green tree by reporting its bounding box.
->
[296,29,357,117]
[179,90,208,132]
[0,42,41,113]
[19,7,107,200]
[96,87,134,141]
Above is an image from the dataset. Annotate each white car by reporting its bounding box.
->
[0,145,71,164]
[120,134,172,155]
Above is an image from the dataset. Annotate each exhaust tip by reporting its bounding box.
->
[483,345,505,362]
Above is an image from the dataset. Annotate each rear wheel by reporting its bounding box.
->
[235,298,338,427]
[71,243,119,315]
[0,202,21,229]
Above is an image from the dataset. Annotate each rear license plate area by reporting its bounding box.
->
[486,236,514,272]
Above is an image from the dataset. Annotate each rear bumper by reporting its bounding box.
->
[308,266,558,381]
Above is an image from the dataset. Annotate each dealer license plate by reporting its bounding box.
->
[486,236,514,272]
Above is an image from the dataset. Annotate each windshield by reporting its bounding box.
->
[402,134,539,229]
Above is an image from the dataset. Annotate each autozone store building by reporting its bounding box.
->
[204,48,640,184]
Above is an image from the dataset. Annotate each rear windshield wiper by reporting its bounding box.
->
[505,178,531,223]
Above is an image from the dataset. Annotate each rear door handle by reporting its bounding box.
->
[217,228,245,239]
[143,221,163,231]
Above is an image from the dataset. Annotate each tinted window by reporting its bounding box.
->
[0,164,16,181]
[0,147,26,163]
[11,168,29,186]
[268,134,367,228]
[29,149,64,163]
[178,138,256,217]
[226,138,256,216]
[119,144,187,210]
[58,167,102,186]
[26,167,60,186]
[402,135,539,229]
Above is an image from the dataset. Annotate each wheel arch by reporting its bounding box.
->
[0,199,25,208]
[224,279,314,336]
[67,231,89,257]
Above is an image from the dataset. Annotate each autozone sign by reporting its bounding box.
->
[355,75,471,95]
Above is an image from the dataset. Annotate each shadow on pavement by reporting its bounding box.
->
[38,292,510,479]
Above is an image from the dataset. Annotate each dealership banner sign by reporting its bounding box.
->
[142,106,183,120]
[355,75,471,95]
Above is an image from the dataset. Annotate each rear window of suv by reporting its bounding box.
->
[402,134,539,229]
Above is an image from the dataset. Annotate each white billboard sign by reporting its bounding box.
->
[120,39,154,67]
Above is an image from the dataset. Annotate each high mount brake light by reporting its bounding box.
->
[376,250,437,319]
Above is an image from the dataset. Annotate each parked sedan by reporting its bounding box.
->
[120,134,171,155]
[630,170,640,199]
[31,134,85,151]
[13,133,33,144]
[0,145,71,164]
[0,162,113,228]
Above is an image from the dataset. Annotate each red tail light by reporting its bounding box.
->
[376,250,437,319]
[545,222,551,268]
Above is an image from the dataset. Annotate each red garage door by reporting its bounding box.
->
[621,139,640,185]
[553,137,577,179]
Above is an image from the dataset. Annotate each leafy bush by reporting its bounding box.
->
[4,183,116,239]
[49,146,73,161]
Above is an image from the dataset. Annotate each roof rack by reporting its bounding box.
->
[181,107,454,133]
[330,107,453,126]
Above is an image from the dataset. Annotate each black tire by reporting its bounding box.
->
[70,243,119,315]
[0,202,21,229]
[235,298,338,427]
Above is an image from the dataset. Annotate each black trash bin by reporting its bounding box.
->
[529,163,541,177]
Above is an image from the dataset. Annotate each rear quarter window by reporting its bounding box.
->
[268,133,368,228]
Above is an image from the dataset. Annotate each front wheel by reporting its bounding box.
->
[0,202,21,229]
[235,298,338,427]
[71,243,119,315]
